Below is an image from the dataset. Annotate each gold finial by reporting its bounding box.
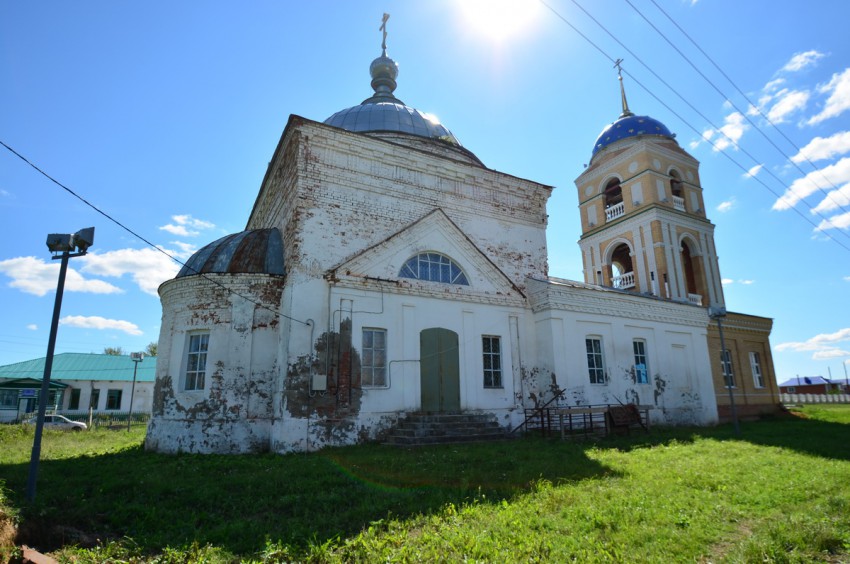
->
[614,58,634,117]
[380,13,390,53]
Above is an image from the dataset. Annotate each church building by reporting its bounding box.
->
[146,23,779,454]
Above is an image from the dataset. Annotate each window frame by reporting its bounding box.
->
[89,389,101,410]
[0,389,18,409]
[68,388,81,410]
[106,389,123,411]
[399,252,469,285]
[361,328,388,388]
[632,339,650,384]
[586,337,607,385]
[482,335,503,389]
[185,332,210,391]
[749,352,765,388]
[720,349,735,388]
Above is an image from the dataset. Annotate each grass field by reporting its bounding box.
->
[1,404,849,562]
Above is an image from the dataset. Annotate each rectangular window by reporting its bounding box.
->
[482,336,502,388]
[106,389,122,410]
[0,389,18,409]
[361,328,387,387]
[720,349,735,388]
[185,333,210,391]
[68,389,81,410]
[89,389,100,410]
[749,352,764,388]
[586,337,606,384]
[633,340,649,384]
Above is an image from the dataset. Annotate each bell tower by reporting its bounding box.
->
[574,66,724,309]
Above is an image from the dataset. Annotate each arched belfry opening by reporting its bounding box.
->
[609,242,635,289]
[680,238,705,305]
[604,177,624,221]
[670,170,685,212]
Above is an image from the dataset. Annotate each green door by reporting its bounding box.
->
[420,328,461,412]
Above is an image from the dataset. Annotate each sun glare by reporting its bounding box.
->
[457,0,542,41]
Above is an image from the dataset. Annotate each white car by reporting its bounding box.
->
[24,414,87,431]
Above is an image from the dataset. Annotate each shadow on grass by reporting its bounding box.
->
[591,410,850,462]
[2,438,616,557]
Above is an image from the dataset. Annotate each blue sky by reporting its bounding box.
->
[1,1,849,383]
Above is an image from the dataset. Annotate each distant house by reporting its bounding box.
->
[0,353,156,422]
[778,376,846,395]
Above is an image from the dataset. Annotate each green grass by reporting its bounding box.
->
[1,405,849,562]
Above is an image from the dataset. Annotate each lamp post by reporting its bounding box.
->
[127,352,144,431]
[27,227,95,502]
[709,306,740,435]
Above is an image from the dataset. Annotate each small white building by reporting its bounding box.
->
[146,31,730,455]
[0,352,155,422]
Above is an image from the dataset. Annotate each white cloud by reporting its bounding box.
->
[773,156,850,211]
[59,315,143,336]
[808,68,850,125]
[739,279,755,285]
[711,112,749,151]
[26,324,37,331]
[782,50,826,72]
[814,210,850,232]
[0,189,10,197]
[744,164,763,178]
[159,214,215,238]
[721,278,734,285]
[776,327,850,364]
[0,256,123,297]
[81,247,182,296]
[811,183,850,214]
[716,199,735,212]
[766,89,810,123]
[763,78,786,93]
[791,131,850,163]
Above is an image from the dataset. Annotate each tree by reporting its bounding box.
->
[145,341,158,357]
[103,346,124,356]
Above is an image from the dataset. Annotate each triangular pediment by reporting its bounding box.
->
[328,209,524,303]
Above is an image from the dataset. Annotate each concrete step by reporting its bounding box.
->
[385,412,510,446]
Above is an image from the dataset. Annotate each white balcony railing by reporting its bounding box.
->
[605,201,625,221]
[612,271,635,289]
[672,195,686,212]
[687,293,702,306]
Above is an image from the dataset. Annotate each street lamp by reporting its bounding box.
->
[127,352,144,431]
[26,227,95,502]
[709,306,740,435]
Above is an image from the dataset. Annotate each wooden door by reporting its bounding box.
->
[420,328,460,412]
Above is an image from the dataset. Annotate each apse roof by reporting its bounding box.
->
[176,228,284,279]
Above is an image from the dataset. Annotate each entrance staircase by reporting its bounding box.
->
[385,412,510,446]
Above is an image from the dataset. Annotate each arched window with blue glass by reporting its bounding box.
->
[399,252,469,285]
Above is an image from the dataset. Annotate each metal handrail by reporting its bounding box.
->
[510,388,565,434]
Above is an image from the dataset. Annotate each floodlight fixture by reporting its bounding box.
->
[72,227,95,252]
[46,233,74,253]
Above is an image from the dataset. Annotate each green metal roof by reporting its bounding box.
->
[0,353,157,383]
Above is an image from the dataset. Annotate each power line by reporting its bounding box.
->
[0,140,311,326]
[537,0,850,254]
[632,0,850,219]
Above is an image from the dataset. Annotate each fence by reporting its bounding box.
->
[781,393,850,404]
[13,410,150,428]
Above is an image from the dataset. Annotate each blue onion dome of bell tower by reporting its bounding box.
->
[591,114,676,156]
[323,15,468,152]
[591,62,677,159]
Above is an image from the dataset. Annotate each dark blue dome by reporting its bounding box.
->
[177,228,284,279]
[592,114,675,156]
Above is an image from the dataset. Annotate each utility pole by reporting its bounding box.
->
[710,307,739,435]
[27,228,94,502]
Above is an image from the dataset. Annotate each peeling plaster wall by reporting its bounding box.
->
[526,277,718,425]
[271,282,530,452]
[146,273,283,454]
